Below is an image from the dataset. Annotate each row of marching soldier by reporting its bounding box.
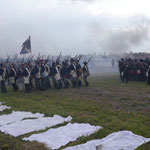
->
[0,56,90,93]
[118,58,150,84]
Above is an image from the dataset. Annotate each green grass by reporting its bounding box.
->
[0,75,150,150]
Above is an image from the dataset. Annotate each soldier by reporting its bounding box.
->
[118,58,124,81]
[121,62,129,83]
[51,62,62,89]
[32,61,41,90]
[146,65,150,85]
[111,59,115,67]
[76,60,82,87]
[16,64,24,91]
[9,64,19,92]
[22,63,31,93]
[41,60,47,90]
[68,58,77,88]
[60,61,69,88]
[45,60,51,89]
[56,61,63,89]
[82,61,90,86]
[0,63,7,93]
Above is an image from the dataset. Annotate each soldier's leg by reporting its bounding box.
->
[1,81,6,93]
[71,77,75,88]
[72,78,77,88]
[62,78,67,88]
[29,78,34,89]
[46,77,51,89]
[41,77,46,90]
[15,83,18,91]
[53,78,57,89]
[26,83,30,92]
[35,78,39,90]
[125,74,128,83]
[147,76,150,85]
[58,80,63,89]
[12,84,16,91]
[66,79,70,87]
[25,84,28,93]
[83,75,89,86]
[78,79,82,87]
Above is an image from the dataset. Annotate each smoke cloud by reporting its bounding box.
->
[88,15,150,54]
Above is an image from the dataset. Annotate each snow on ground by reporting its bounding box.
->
[0,102,10,112]
[0,105,11,112]
[0,102,3,105]
[0,115,72,137]
[63,131,150,150]
[0,111,44,126]
[23,123,102,150]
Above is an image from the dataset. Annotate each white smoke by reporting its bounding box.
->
[87,15,150,54]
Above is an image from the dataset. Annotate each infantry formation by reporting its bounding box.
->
[119,58,150,84]
[0,55,91,93]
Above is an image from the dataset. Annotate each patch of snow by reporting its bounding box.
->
[63,131,150,150]
[0,102,3,105]
[23,123,102,150]
[0,111,44,126]
[0,115,72,137]
[0,105,10,112]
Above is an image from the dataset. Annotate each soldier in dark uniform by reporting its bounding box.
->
[82,61,90,86]
[9,64,19,91]
[56,61,63,89]
[51,62,58,89]
[76,60,82,87]
[0,63,7,93]
[32,61,41,90]
[60,61,69,88]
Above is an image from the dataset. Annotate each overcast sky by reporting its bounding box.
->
[0,0,150,56]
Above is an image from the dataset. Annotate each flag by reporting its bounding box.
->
[20,36,31,54]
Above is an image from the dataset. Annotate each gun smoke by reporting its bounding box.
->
[88,15,150,54]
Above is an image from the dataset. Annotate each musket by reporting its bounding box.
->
[87,56,92,63]
[47,55,50,62]
[66,55,71,62]
[37,53,41,61]
[52,56,54,63]
[78,55,83,61]
[57,52,62,62]
[75,54,78,59]
[28,54,34,64]
[42,54,44,60]
[5,55,10,64]
[13,54,18,63]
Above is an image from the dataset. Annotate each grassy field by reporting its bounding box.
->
[0,75,150,150]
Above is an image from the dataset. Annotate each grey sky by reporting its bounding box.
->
[0,0,150,56]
